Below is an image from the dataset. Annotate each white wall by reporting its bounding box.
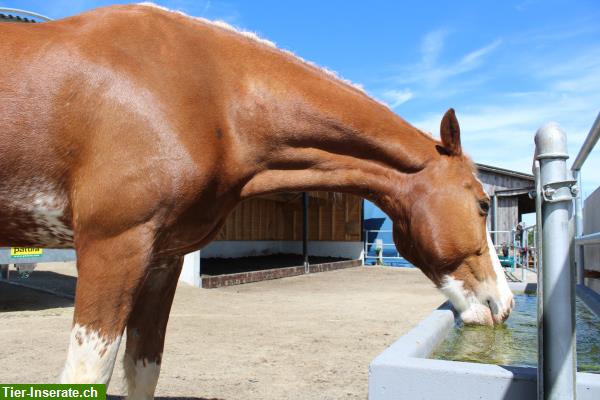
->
[180,251,201,287]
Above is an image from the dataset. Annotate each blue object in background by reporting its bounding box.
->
[363,200,414,267]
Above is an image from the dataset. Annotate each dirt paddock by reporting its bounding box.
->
[1,263,444,399]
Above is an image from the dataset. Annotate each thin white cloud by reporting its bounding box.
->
[382,89,414,108]
[460,39,502,66]
[421,29,448,67]
[391,32,502,89]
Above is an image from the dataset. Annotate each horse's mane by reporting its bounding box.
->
[137,2,386,105]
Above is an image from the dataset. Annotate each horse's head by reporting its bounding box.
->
[392,109,514,326]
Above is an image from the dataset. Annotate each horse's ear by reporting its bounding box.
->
[440,108,462,156]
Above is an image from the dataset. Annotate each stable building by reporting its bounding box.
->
[181,192,364,288]
[477,164,535,233]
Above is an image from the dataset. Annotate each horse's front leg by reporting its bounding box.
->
[123,256,183,400]
[60,224,156,384]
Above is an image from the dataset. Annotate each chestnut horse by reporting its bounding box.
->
[0,3,513,398]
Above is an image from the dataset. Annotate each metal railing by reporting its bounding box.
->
[0,7,52,22]
[572,112,600,285]
[490,228,537,281]
[363,229,410,265]
[490,230,517,272]
[522,224,538,274]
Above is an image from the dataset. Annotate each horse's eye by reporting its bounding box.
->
[479,200,490,215]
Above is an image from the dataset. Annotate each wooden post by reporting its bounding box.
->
[303,192,309,273]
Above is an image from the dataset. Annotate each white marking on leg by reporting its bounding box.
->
[60,324,121,384]
[124,354,161,400]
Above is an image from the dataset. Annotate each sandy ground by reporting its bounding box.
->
[1,263,445,399]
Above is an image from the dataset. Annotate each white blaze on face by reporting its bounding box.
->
[439,230,514,326]
[60,324,121,384]
[440,275,494,326]
[486,230,514,317]
[124,355,162,400]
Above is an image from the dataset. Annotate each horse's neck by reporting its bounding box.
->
[234,66,438,213]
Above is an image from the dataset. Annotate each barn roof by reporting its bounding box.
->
[476,163,534,181]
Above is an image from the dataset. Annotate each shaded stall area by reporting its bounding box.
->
[191,192,364,288]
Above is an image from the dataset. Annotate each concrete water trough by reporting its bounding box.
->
[369,282,600,400]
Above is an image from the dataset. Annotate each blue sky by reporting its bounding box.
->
[4,0,600,198]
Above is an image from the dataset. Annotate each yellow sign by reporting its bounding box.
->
[10,247,43,258]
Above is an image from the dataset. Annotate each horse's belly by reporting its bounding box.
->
[0,182,73,248]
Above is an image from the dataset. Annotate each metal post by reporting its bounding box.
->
[0,264,9,280]
[364,230,368,266]
[302,192,309,273]
[512,228,517,272]
[535,122,577,400]
[573,171,585,285]
[534,160,544,396]
[522,228,528,281]
[533,228,538,273]
[492,195,498,244]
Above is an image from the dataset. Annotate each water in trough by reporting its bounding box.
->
[431,294,600,373]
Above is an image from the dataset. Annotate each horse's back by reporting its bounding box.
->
[0,6,230,249]
[0,7,168,248]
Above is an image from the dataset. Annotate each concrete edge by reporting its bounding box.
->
[509,281,537,294]
[369,285,600,400]
[371,305,454,364]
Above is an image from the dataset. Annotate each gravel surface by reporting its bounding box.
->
[1,263,444,400]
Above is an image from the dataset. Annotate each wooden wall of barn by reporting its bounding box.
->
[215,192,362,242]
[477,168,534,233]
[496,197,519,234]
[478,170,533,195]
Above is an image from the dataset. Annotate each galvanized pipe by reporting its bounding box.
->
[0,7,53,21]
[571,112,600,172]
[575,232,600,246]
[573,171,585,285]
[535,122,577,400]
[522,228,528,281]
[534,160,544,396]
[492,195,498,244]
